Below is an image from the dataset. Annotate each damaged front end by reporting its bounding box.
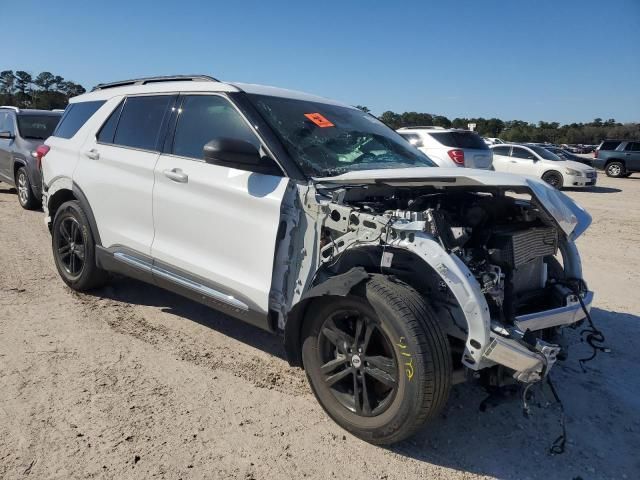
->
[274,169,593,387]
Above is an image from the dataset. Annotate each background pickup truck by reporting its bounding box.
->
[593,139,640,177]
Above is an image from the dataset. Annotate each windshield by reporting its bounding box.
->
[248,94,436,177]
[530,145,563,161]
[17,114,61,140]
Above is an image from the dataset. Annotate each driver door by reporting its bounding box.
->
[151,94,288,325]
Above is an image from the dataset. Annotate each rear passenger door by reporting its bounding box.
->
[151,94,288,321]
[509,147,538,175]
[624,142,640,171]
[74,94,176,256]
[490,145,511,172]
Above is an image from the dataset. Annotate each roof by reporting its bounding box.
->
[397,126,447,131]
[0,106,62,115]
[397,127,474,133]
[70,75,355,109]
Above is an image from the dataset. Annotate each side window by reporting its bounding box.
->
[492,146,510,156]
[172,95,260,160]
[511,147,535,160]
[97,100,125,144]
[53,101,106,139]
[112,95,173,151]
[1,112,15,134]
[624,142,640,152]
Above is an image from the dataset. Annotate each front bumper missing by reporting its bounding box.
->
[515,290,594,332]
[482,290,593,383]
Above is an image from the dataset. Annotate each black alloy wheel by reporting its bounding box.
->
[51,200,109,291]
[55,216,86,279]
[318,309,398,417]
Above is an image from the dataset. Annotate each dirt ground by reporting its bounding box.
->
[1,174,639,480]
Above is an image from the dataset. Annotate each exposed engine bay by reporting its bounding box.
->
[280,181,594,386]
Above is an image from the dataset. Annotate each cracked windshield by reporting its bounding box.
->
[249,94,435,177]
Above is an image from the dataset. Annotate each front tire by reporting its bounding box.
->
[16,166,40,210]
[541,170,563,189]
[301,275,451,445]
[52,200,109,291]
[605,161,625,178]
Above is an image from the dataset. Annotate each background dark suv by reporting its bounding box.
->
[0,106,62,208]
[593,139,640,177]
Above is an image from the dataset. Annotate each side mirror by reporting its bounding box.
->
[0,131,14,140]
[203,138,261,168]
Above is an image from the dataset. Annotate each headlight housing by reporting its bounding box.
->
[565,168,582,176]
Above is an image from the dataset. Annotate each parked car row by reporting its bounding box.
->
[0,75,598,445]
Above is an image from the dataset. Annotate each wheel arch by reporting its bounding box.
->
[12,158,28,179]
[604,158,626,167]
[46,180,101,246]
[541,169,564,187]
[283,246,470,368]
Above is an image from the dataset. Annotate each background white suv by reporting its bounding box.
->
[396,126,493,169]
[490,144,597,188]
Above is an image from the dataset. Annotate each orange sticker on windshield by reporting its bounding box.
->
[304,113,334,128]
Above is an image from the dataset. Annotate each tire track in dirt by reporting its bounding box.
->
[70,291,310,397]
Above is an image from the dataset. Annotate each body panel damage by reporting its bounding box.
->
[272,170,593,385]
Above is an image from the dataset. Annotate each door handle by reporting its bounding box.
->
[163,168,188,183]
[84,149,99,160]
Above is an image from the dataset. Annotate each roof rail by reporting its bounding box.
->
[0,105,20,112]
[91,75,220,92]
[51,109,65,112]
[398,126,446,130]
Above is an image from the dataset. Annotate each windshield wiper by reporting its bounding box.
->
[23,135,46,140]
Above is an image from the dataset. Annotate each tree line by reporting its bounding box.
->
[1,70,636,144]
[0,70,86,110]
[356,107,639,145]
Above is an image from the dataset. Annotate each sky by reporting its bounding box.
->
[5,0,640,124]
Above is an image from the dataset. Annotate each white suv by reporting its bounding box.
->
[42,75,594,445]
[491,144,597,188]
[396,126,493,169]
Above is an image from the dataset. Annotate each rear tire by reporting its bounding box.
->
[52,200,109,291]
[605,161,625,178]
[16,167,40,210]
[301,275,451,445]
[541,171,563,189]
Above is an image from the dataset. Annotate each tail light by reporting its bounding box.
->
[594,149,598,158]
[447,149,465,165]
[31,145,50,169]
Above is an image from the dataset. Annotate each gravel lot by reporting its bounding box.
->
[1,174,639,480]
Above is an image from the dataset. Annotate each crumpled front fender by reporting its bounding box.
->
[386,232,491,369]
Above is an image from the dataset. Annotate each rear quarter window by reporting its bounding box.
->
[599,141,622,151]
[53,101,106,139]
[429,131,488,149]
